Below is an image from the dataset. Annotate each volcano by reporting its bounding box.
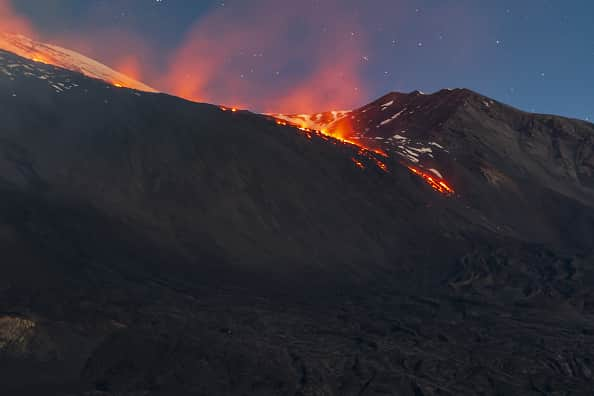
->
[1,46,594,396]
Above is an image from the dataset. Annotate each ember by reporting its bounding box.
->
[351,158,365,169]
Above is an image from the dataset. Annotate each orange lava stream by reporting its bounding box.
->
[270,117,389,173]
[351,158,365,169]
[2,48,452,197]
[407,166,455,195]
[269,114,455,196]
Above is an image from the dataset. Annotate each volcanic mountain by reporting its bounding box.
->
[273,90,594,249]
[1,47,594,396]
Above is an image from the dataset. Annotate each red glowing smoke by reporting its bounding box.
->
[0,0,34,36]
[159,1,369,113]
[1,0,372,113]
[0,0,487,114]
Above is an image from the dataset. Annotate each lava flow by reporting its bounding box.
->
[272,117,390,173]
[407,166,455,195]
[31,53,49,64]
[0,34,454,196]
[270,115,455,195]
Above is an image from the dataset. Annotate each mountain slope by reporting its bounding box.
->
[0,32,157,92]
[284,89,594,250]
[1,49,594,395]
[343,89,594,201]
[0,48,484,287]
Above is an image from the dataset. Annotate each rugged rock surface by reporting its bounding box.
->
[0,49,594,395]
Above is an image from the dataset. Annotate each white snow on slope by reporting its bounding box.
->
[378,109,406,127]
[0,51,81,93]
[0,50,145,100]
[0,32,157,93]
[380,100,394,110]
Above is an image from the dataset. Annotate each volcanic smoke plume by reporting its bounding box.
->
[0,0,488,115]
[0,0,34,35]
[159,0,370,113]
[0,0,375,113]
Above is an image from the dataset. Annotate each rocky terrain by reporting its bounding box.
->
[1,49,594,395]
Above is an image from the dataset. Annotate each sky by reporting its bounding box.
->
[2,0,593,120]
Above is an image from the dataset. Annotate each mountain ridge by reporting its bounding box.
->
[0,32,157,93]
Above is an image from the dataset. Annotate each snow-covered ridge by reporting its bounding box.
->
[0,32,157,93]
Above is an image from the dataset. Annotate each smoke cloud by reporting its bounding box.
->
[1,1,485,113]
[159,0,370,112]
[0,0,35,35]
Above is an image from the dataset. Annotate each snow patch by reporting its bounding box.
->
[391,134,408,141]
[428,169,443,178]
[408,147,432,154]
[380,100,394,110]
[378,109,406,127]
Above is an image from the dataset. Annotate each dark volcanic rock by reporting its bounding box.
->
[1,50,594,395]
[332,89,594,250]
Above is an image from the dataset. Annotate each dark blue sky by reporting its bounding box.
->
[8,0,594,119]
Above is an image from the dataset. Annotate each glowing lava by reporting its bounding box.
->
[272,116,389,172]
[271,115,455,195]
[351,158,365,169]
[407,166,455,195]
[31,54,49,64]
[0,34,455,196]
[274,116,388,156]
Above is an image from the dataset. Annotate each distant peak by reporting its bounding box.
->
[0,32,157,93]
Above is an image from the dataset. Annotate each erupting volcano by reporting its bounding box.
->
[2,9,594,395]
[0,32,457,195]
